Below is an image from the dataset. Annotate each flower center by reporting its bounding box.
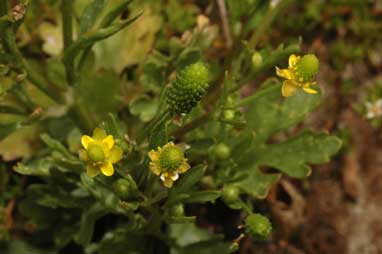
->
[87,143,105,162]
[159,146,184,171]
[295,54,319,82]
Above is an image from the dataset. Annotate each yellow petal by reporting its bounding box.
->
[102,142,111,158]
[102,135,114,149]
[302,87,318,94]
[160,172,178,188]
[163,142,175,150]
[163,178,174,188]
[86,164,99,177]
[177,160,190,173]
[148,150,160,162]
[276,67,293,80]
[288,54,299,67]
[109,146,123,163]
[81,135,94,149]
[281,80,299,97]
[149,162,162,175]
[93,128,107,140]
[100,162,114,176]
[169,172,179,181]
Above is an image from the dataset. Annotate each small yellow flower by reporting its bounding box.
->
[276,54,319,97]
[148,142,190,188]
[79,128,123,177]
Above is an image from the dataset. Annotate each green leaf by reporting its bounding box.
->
[79,0,106,35]
[129,96,159,122]
[183,191,221,203]
[245,83,322,143]
[234,167,280,199]
[28,184,83,209]
[80,173,123,212]
[76,70,121,120]
[14,157,52,176]
[74,202,107,246]
[40,133,74,159]
[170,164,206,194]
[254,131,342,178]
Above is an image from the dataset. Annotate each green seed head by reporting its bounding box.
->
[87,143,105,162]
[166,62,210,115]
[178,62,209,87]
[245,213,272,241]
[295,54,319,82]
[169,203,185,217]
[159,146,184,171]
[221,185,240,204]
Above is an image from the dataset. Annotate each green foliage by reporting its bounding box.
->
[0,1,344,253]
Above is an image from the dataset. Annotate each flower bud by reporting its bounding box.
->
[222,109,235,121]
[251,52,263,69]
[295,54,319,82]
[113,179,132,201]
[213,143,231,160]
[221,185,240,204]
[245,213,272,240]
[166,62,210,115]
[169,203,185,217]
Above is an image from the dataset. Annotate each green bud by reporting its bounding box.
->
[245,213,272,240]
[87,143,105,162]
[222,109,235,121]
[295,54,319,82]
[159,145,184,171]
[169,203,185,217]
[113,179,132,201]
[213,143,231,160]
[251,52,263,68]
[221,185,240,204]
[166,62,210,115]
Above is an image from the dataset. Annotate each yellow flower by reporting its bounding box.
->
[148,142,190,188]
[276,54,319,97]
[79,128,123,177]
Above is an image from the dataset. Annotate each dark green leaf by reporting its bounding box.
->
[0,122,21,141]
[79,0,106,35]
[254,131,342,178]
[183,191,221,203]
[245,84,321,143]
[170,164,206,194]
[74,202,107,246]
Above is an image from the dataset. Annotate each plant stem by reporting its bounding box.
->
[171,113,211,139]
[61,0,75,86]
[228,80,279,109]
[137,110,171,144]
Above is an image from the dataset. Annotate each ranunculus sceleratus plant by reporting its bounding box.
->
[0,0,341,252]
